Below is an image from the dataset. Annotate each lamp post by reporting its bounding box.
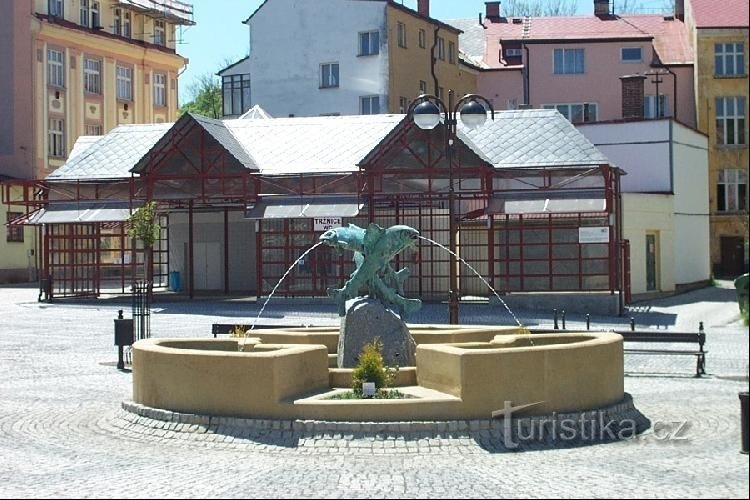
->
[408,90,495,324]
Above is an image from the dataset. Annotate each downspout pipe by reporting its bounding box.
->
[431,27,440,95]
[523,44,530,105]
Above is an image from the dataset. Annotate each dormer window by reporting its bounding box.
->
[154,20,166,46]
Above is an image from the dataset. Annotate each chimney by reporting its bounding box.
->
[417,0,430,17]
[594,0,611,18]
[485,2,501,21]
[620,74,646,120]
[674,0,684,20]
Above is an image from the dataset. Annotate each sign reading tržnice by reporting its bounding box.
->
[314,217,343,232]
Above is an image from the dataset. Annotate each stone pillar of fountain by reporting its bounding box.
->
[337,297,417,368]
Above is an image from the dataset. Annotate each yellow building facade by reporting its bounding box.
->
[385,3,476,113]
[687,7,749,277]
[0,0,192,282]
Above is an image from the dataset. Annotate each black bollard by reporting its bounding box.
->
[630,317,635,331]
[553,309,559,330]
[561,310,566,330]
[699,321,704,333]
[586,313,591,331]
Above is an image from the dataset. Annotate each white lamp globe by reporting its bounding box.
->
[459,100,487,129]
[412,100,441,130]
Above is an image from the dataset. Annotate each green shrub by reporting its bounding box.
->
[351,338,398,392]
[229,325,248,338]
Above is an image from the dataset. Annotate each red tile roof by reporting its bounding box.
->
[479,14,692,68]
[688,0,750,28]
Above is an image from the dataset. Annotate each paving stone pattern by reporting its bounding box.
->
[0,283,748,498]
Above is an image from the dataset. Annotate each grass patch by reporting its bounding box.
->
[325,389,413,400]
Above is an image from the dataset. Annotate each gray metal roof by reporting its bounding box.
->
[21,202,135,225]
[225,114,405,175]
[458,109,610,169]
[190,114,257,169]
[450,18,487,61]
[47,123,171,181]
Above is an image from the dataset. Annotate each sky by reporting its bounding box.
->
[176,0,616,104]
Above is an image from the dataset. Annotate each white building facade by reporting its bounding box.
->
[220,0,389,118]
[579,119,711,297]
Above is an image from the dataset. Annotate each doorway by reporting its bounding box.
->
[720,236,746,277]
[646,232,659,291]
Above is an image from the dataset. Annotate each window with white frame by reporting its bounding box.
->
[644,94,669,118]
[716,96,746,145]
[437,37,445,60]
[554,48,585,74]
[222,74,251,116]
[621,47,642,62]
[153,73,167,107]
[80,0,90,27]
[419,80,427,95]
[360,95,379,115]
[438,87,444,100]
[543,103,598,123]
[320,63,339,88]
[47,48,64,88]
[6,212,24,243]
[505,98,519,110]
[717,169,748,212]
[48,119,65,157]
[116,65,133,101]
[48,0,63,17]
[359,31,379,56]
[154,20,166,46]
[85,124,103,135]
[399,96,408,113]
[449,41,455,64]
[83,57,101,94]
[91,1,100,28]
[114,9,123,35]
[418,29,426,49]
[715,43,745,76]
[124,12,132,37]
[397,22,406,48]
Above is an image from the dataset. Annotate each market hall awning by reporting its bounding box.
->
[7,202,136,225]
[244,195,363,219]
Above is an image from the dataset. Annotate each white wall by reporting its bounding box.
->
[578,120,672,193]
[622,193,675,295]
[672,122,711,285]
[225,0,389,117]
[169,210,256,292]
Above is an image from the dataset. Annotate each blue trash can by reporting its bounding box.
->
[169,271,181,292]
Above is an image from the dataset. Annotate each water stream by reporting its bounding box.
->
[250,241,325,330]
[417,235,526,329]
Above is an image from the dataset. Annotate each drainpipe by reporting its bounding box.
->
[523,44,530,105]
[431,27,440,95]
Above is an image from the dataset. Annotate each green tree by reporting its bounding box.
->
[179,74,222,118]
[127,201,160,283]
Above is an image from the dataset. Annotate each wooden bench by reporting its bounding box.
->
[211,323,310,338]
[615,329,707,377]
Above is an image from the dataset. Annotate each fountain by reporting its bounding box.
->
[129,223,647,445]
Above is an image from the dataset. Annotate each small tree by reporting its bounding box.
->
[127,201,160,283]
[351,338,398,393]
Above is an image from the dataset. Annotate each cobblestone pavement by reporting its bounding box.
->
[0,283,748,498]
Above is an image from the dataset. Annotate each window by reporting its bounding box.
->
[715,43,745,76]
[6,212,24,243]
[359,31,379,56]
[505,98,519,110]
[48,119,65,157]
[449,41,455,64]
[114,9,123,35]
[643,94,669,118]
[320,63,339,88]
[418,29,426,49]
[360,95,379,115]
[399,96,409,113]
[397,22,406,48]
[717,169,748,212]
[716,96,746,145]
[437,37,445,60]
[83,57,101,94]
[222,74,251,116]
[154,20,166,46]
[48,0,63,18]
[116,65,132,101]
[419,80,427,95]
[153,73,167,107]
[438,87,444,100]
[85,124,103,135]
[621,47,642,62]
[80,0,90,27]
[505,48,522,57]
[91,1,100,28]
[47,48,64,88]
[543,103,598,123]
[124,12,132,37]
[554,48,584,74]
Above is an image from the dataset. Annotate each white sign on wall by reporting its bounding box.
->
[579,226,610,244]
[314,217,342,232]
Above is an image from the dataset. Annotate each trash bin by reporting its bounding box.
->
[741,391,749,454]
[734,273,749,316]
[169,271,181,292]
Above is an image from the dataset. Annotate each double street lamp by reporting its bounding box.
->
[408,90,495,324]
